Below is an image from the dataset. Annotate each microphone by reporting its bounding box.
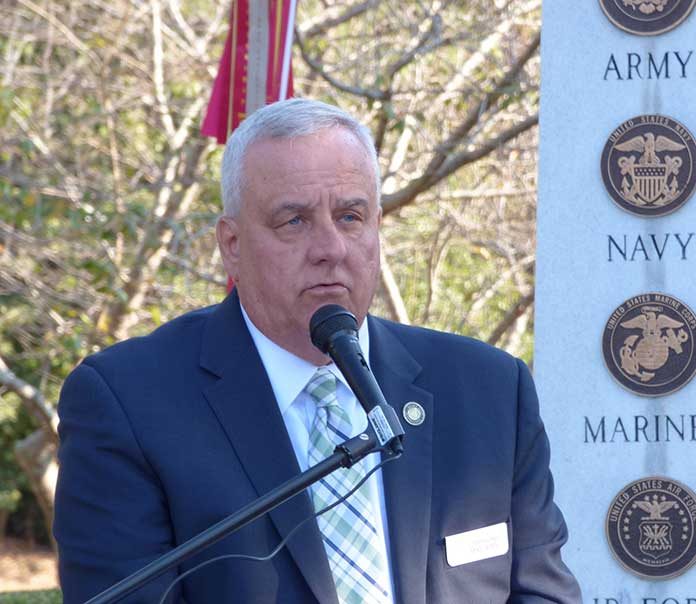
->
[310,305,404,455]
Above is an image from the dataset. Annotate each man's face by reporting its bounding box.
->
[217,127,381,363]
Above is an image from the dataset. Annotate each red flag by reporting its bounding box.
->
[203,1,297,290]
[202,0,297,145]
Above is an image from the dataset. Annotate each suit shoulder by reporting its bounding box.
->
[81,304,219,375]
[370,315,520,374]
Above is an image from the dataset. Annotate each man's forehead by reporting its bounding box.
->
[243,131,376,184]
[237,127,380,211]
[247,127,366,155]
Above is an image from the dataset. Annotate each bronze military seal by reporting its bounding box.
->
[606,476,696,579]
[600,115,696,217]
[602,293,696,396]
[599,0,696,35]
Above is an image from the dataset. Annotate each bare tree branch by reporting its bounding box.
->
[487,292,534,347]
[300,0,380,38]
[164,252,228,287]
[151,0,177,138]
[383,14,442,81]
[379,244,410,325]
[295,30,389,101]
[421,218,454,324]
[16,0,100,63]
[0,356,58,441]
[382,112,538,213]
[436,31,540,155]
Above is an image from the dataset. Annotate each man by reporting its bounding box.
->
[54,98,581,603]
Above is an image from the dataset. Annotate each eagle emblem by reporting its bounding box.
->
[636,495,677,560]
[615,133,686,207]
[621,0,672,14]
[618,310,688,381]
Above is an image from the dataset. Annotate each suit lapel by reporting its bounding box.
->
[200,292,339,604]
[369,317,433,604]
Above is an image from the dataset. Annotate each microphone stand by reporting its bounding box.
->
[84,430,397,604]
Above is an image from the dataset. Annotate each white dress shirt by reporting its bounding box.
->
[240,304,395,603]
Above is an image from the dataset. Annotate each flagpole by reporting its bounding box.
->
[280,0,297,100]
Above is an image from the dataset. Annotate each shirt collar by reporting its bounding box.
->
[240,303,371,416]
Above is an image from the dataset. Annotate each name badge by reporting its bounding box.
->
[444,522,509,567]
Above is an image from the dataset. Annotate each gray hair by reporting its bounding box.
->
[220,98,381,216]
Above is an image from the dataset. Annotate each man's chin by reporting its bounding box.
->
[302,291,355,324]
[303,300,372,333]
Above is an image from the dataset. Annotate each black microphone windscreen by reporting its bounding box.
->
[309,305,358,353]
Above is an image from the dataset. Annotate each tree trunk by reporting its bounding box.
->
[0,509,9,544]
[14,428,59,553]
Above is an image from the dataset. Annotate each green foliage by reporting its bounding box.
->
[0,396,33,515]
[378,189,536,366]
[0,591,62,604]
[0,489,21,512]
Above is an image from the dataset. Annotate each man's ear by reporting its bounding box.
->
[216,216,241,281]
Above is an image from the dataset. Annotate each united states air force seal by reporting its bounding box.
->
[602,293,696,397]
[599,0,696,35]
[606,477,696,579]
[600,115,696,217]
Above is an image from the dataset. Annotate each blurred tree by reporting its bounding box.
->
[0,394,27,541]
[294,0,539,352]
[0,0,540,536]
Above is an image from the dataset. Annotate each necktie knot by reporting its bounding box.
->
[306,367,339,409]
[306,368,349,447]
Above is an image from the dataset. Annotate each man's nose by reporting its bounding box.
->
[307,218,348,264]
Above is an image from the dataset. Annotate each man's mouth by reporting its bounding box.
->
[305,283,349,295]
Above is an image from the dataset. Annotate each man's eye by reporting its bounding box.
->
[340,213,360,223]
[286,216,301,226]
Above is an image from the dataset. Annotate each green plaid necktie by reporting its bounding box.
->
[306,367,390,604]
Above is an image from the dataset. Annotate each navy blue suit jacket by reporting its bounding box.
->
[54,291,581,603]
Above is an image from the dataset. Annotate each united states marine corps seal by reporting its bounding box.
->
[602,293,696,396]
[600,115,696,217]
[606,477,696,579]
[599,0,696,35]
